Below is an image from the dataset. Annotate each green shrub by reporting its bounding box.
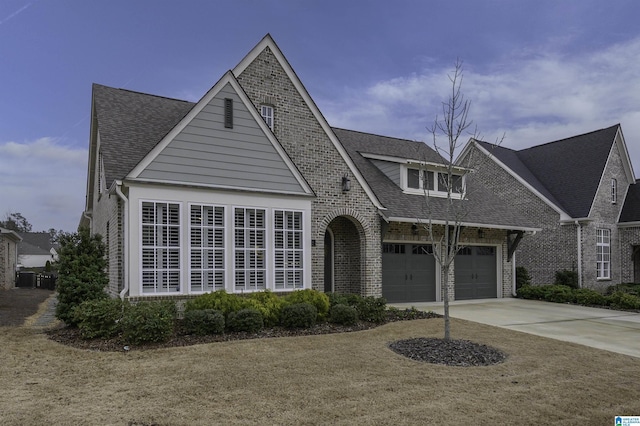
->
[121,301,177,345]
[355,296,387,323]
[227,308,264,333]
[183,309,225,335]
[247,291,286,327]
[543,285,575,303]
[329,304,358,325]
[280,302,317,329]
[284,289,330,321]
[327,292,346,307]
[554,270,579,289]
[55,228,109,326]
[184,291,246,317]
[607,283,640,296]
[517,285,546,300]
[515,266,531,289]
[607,292,640,310]
[573,288,607,306]
[73,298,126,339]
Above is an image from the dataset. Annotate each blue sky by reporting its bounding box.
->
[2,0,640,232]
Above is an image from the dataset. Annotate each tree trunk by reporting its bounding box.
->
[442,263,451,341]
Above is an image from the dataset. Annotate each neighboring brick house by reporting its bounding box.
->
[0,227,21,289]
[80,34,537,304]
[459,125,639,290]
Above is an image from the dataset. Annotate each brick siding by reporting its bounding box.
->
[236,47,382,296]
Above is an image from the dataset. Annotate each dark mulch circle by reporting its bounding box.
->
[388,337,507,366]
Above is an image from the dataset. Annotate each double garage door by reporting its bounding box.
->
[382,243,497,303]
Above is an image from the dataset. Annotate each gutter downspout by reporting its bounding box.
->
[575,220,582,288]
[82,211,92,228]
[115,182,129,300]
[512,252,517,297]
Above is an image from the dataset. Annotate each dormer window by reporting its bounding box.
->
[611,178,617,204]
[404,166,464,197]
[261,105,274,131]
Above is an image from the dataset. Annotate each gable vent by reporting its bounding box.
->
[224,98,233,129]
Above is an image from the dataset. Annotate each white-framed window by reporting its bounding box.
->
[234,207,267,291]
[405,167,463,196]
[596,228,611,280]
[274,210,304,290]
[261,105,274,131]
[611,178,617,204]
[189,204,225,293]
[141,201,181,293]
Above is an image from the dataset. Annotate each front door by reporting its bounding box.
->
[454,246,497,300]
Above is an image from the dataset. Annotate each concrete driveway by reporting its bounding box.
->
[391,298,640,358]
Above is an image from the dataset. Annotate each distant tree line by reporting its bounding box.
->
[1,211,69,243]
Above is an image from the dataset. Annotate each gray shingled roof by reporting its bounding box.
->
[93,84,195,186]
[17,232,58,256]
[333,128,537,229]
[477,125,620,218]
[620,180,640,223]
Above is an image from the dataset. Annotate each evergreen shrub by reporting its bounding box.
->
[280,302,317,329]
[183,309,225,335]
[121,301,177,345]
[227,308,264,333]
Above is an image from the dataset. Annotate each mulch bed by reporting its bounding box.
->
[0,288,54,326]
[46,308,507,366]
[2,289,507,366]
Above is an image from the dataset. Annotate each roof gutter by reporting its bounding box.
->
[386,216,541,233]
[113,181,130,300]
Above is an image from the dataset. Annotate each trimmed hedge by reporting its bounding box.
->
[73,298,126,339]
[280,302,317,329]
[227,308,264,333]
[328,293,387,323]
[518,284,640,311]
[121,301,177,345]
[184,290,246,317]
[183,309,225,335]
[329,304,358,325]
[284,290,329,321]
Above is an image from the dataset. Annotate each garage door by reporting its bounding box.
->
[382,243,436,303]
[454,246,497,300]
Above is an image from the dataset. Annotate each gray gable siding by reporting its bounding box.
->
[370,159,401,186]
[137,83,306,193]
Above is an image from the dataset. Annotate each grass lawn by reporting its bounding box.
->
[2,317,639,425]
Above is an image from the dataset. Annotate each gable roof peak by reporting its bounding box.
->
[520,124,620,153]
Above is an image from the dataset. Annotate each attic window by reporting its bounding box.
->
[611,178,617,204]
[224,98,233,129]
[405,167,463,196]
[261,105,274,131]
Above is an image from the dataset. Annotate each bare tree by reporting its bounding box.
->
[421,60,483,341]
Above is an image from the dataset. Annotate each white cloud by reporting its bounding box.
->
[319,36,640,172]
[0,138,87,232]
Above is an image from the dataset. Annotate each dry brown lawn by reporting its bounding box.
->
[2,316,640,425]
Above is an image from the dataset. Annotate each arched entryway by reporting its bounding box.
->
[324,215,364,295]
